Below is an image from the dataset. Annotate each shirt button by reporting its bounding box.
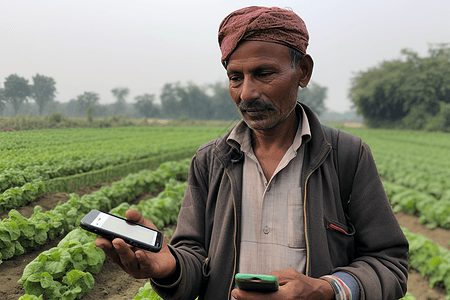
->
[263,226,270,234]
[266,185,271,191]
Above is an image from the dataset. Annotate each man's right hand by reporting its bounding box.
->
[94,209,177,280]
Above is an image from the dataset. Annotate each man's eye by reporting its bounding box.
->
[258,72,273,78]
[229,76,242,82]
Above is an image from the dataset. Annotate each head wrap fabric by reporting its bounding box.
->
[218,6,309,68]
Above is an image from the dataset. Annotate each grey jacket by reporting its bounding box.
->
[154,104,409,300]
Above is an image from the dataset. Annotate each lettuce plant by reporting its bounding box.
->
[18,229,104,299]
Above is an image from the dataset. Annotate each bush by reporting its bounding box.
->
[86,106,93,123]
[402,105,431,130]
[0,114,236,132]
[425,102,450,132]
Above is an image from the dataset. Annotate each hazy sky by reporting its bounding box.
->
[1,0,449,113]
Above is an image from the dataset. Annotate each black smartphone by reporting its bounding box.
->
[235,273,279,292]
[80,209,163,252]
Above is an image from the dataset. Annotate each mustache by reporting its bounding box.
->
[239,99,275,111]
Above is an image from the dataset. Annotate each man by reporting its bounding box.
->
[96,6,409,300]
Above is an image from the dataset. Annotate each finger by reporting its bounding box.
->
[133,249,155,278]
[95,236,112,250]
[112,238,140,275]
[231,288,239,299]
[95,237,123,264]
[232,288,278,300]
[126,209,159,230]
[271,268,303,285]
[268,270,282,279]
[125,209,142,222]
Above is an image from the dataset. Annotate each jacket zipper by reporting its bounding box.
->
[303,150,330,276]
[216,155,238,300]
[225,169,237,300]
[217,143,330,293]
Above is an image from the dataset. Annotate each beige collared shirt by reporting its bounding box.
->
[227,105,312,276]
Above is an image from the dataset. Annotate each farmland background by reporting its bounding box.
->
[1,122,450,300]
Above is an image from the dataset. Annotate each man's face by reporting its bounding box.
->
[226,41,303,131]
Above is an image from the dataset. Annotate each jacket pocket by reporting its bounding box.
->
[324,217,356,266]
[325,218,355,236]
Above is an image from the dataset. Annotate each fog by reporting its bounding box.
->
[1,0,449,113]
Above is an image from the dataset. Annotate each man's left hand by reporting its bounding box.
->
[231,268,334,300]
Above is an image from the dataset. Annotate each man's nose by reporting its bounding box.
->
[240,78,260,102]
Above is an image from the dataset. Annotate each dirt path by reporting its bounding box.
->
[1,185,449,299]
[395,211,449,299]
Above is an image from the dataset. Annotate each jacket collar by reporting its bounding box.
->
[213,103,331,171]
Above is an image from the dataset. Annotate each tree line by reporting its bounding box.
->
[0,75,327,121]
[350,43,450,132]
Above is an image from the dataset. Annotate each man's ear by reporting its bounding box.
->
[297,54,314,88]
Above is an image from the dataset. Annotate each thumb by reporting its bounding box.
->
[125,209,143,223]
[125,209,159,230]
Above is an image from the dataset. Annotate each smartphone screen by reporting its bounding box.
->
[81,209,162,252]
[91,211,158,247]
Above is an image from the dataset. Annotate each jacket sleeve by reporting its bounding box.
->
[334,141,409,299]
[151,151,211,300]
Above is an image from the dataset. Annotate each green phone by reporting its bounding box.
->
[235,273,279,292]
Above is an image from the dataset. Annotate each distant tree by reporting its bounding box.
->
[3,74,31,116]
[209,81,240,120]
[297,81,328,116]
[71,91,100,116]
[425,102,450,132]
[184,83,213,120]
[30,74,57,116]
[134,94,160,118]
[350,44,450,129]
[160,82,184,119]
[111,87,129,115]
[92,103,114,118]
[160,82,214,120]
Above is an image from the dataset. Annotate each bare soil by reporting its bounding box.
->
[395,211,449,300]
[1,182,449,300]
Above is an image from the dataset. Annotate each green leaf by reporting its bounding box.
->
[4,219,21,241]
[22,272,63,299]
[62,270,95,296]
[45,249,71,279]
[18,294,44,300]
[85,243,104,266]
[0,225,12,246]
[18,261,45,284]
[40,272,54,289]
[133,282,164,300]
[60,286,82,300]
[22,274,46,297]
[34,229,48,245]
[14,240,25,256]
[0,240,16,260]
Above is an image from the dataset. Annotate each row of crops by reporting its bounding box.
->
[0,126,229,213]
[15,162,190,299]
[0,126,229,299]
[340,126,450,299]
[0,126,230,264]
[1,125,449,299]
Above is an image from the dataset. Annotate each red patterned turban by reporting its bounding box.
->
[218,6,309,68]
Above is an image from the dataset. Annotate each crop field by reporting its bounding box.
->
[339,126,450,300]
[1,125,449,300]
